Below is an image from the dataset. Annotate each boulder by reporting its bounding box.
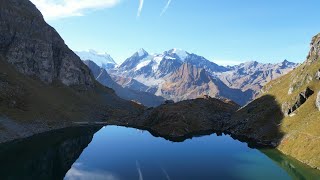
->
[315,69,320,80]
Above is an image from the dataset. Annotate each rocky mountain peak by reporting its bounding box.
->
[178,63,209,82]
[119,49,149,71]
[282,59,289,63]
[306,33,320,64]
[137,48,148,57]
[242,61,259,68]
[277,59,297,68]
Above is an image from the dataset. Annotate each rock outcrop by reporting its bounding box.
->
[316,91,320,111]
[0,0,94,88]
[282,87,314,116]
[315,69,320,80]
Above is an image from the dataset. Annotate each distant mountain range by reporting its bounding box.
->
[83,60,164,107]
[78,48,298,106]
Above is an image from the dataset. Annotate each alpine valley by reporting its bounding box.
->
[1,0,320,179]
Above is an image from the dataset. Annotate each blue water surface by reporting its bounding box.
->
[64,126,295,180]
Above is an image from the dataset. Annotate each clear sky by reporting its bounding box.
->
[31,0,320,65]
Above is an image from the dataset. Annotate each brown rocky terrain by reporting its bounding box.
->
[157,63,251,105]
[109,96,240,141]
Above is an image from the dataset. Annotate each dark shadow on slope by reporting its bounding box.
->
[0,126,101,180]
[227,94,285,147]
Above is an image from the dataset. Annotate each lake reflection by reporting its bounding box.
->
[0,125,319,180]
[0,126,100,180]
[64,126,320,180]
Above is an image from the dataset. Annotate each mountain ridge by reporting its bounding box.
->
[104,48,298,104]
[84,60,164,107]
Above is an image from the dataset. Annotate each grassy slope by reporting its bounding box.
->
[235,34,320,169]
[267,63,320,168]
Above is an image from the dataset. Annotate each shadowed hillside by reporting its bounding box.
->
[227,95,285,147]
[233,33,320,169]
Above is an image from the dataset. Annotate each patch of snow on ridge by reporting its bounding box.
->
[164,56,176,60]
[135,59,152,70]
[152,55,164,71]
[134,75,165,87]
[172,48,188,61]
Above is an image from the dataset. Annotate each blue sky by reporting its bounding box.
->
[32,0,320,65]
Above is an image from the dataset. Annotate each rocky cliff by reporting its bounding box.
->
[0,0,94,88]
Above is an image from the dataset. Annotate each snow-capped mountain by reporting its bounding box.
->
[76,50,117,69]
[119,48,149,71]
[116,48,227,85]
[83,60,164,107]
[108,48,299,105]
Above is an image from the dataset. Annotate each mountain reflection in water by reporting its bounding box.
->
[0,126,319,180]
[0,126,100,180]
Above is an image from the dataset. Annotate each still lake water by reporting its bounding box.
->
[0,126,320,180]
